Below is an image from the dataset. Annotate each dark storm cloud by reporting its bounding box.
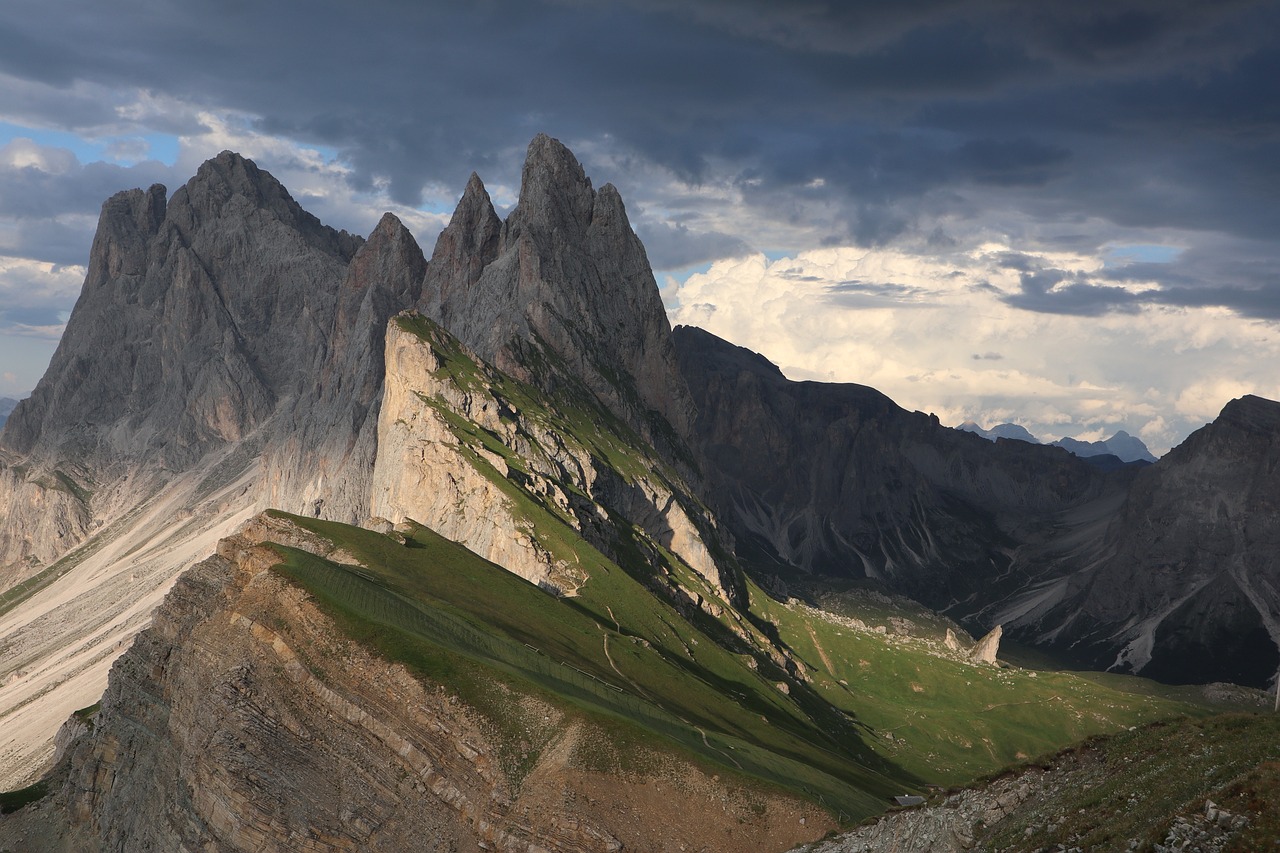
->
[631,221,752,271]
[0,0,1277,314]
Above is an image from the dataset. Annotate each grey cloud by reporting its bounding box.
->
[825,279,934,308]
[633,221,753,270]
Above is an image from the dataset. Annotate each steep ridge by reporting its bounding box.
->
[672,325,1113,609]
[371,313,731,598]
[34,521,833,852]
[6,503,1200,851]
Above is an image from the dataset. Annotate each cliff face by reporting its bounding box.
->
[371,313,728,598]
[37,516,828,853]
[0,153,372,585]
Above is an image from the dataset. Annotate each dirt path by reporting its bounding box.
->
[806,624,838,677]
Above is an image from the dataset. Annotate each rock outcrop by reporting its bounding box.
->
[968,625,1002,665]
[371,313,729,598]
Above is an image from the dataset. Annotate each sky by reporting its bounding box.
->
[1,1,1279,453]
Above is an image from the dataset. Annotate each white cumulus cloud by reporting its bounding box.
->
[669,246,1280,455]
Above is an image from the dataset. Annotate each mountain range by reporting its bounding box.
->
[0,137,1277,850]
[957,420,1158,465]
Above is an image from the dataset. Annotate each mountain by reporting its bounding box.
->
[673,326,1111,606]
[0,138,1274,849]
[0,398,15,428]
[1052,430,1157,464]
[422,134,697,455]
[991,395,1280,686]
[956,420,1039,444]
[958,421,1157,463]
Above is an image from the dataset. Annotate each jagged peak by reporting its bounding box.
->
[345,211,426,288]
[168,151,361,261]
[191,150,283,199]
[83,183,169,289]
[369,211,411,242]
[450,171,500,231]
[508,133,595,237]
[423,171,502,296]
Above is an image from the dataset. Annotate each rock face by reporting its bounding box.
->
[422,134,697,454]
[258,211,426,522]
[1021,395,1280,685]
[36,517,828,853]
[672,325,1110,608]
[0,153,376,585]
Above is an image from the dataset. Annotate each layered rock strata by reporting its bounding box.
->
[34,518,829,852]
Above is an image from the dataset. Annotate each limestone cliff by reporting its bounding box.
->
[0,154,365,587]
[372,313,728,598]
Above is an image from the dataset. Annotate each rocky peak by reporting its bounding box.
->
[421,173,502,321]
[166,150,361,262]
[503,133,596,243]
[347,212,426,294]
[421,134,697,448]
[2,151,360,473]
[1217,394,1280,435]
[83,184,167,288]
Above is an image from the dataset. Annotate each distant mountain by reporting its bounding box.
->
[994,395,1280,687]
[958,421,1157,463]
[957,420,1039,443]
[677,327,1110,606]
[1052,430,1157,464]
[0,397,16,428]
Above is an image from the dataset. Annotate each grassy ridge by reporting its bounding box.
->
[266,509,1206,824]
[268,512,902,818]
